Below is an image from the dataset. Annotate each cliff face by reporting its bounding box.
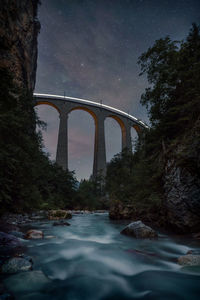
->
[164,119,200,232]
[0,0,40,91]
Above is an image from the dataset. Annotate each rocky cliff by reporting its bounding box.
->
[164,118,200,232]
[0,0,40,91]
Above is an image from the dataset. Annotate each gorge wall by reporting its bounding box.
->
[164,118,200,232]
[0,0,40,91]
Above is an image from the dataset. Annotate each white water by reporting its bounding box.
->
[4,213,200,299]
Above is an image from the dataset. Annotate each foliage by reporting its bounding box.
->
[75,175,108,210]
[106,24,200,220]
[138,23,200,139]
[0,68,77,214]
[106,146,163,213]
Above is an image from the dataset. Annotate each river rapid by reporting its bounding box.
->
[4,213,200,300]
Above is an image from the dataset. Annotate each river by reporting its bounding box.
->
[4,212,200,299]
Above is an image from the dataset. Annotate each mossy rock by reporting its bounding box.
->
[48,210,72,220]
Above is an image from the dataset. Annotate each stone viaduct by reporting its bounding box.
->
[34,93,148,177]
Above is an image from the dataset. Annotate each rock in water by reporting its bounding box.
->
[0,232,24,256]
[25,230,44,239]
[121,221,158,239]
[178,255,200,266]
[1,257,32,274]
[3,271,51,294]
[53,221,70,226]
[186,249,200,255]
[48,210,72,220]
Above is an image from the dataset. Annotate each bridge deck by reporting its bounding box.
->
[34,93,148,129]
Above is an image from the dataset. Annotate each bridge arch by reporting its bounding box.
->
[68,106,98,126]
[105,116,122,162]
[34,93,147,177]
[107,114,126,136]
[68,108,95,179]
[34,103,60,160]
[35,101,60,114]
[132,124,141,134]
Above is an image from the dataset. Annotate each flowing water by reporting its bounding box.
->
[4,213,200,299]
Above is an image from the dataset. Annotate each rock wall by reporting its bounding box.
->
[0,0,40,91]
[164,119,200,232]
[164,161,200,232]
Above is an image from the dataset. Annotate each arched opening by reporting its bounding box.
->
[34,103,59,160]
[35,101,60,114]
[105,116,123,162]
[68,107,96,181]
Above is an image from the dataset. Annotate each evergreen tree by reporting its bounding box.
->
[0,68,77,213]
[106,24,200,222]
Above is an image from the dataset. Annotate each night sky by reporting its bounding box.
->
[35,0,200,180]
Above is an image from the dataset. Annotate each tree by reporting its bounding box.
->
[138,23,200,140]
[106,24,200,223]
[0,68,78,213]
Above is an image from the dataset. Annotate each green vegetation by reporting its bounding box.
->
[0,68,77,214]
[1,23,199,216]
[0,68,108,214]
[106,24,200,220]
[75,175,108,210]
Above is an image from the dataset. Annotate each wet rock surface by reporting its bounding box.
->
[1,257,32,274]
[186,249,200,255]
[0,232,24,257]
[178,254,200,266]
[121,221,158,239]
[53,221,70,226]
[25,230,44,239]
[48,210,72,220]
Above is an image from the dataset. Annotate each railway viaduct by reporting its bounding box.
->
[34,93,148,177]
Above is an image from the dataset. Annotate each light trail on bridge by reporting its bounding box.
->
[34,93,149,129]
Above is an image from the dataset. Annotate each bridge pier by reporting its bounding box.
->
[56,111,68,170]
[122,122,132,151]
[93,114,107,178]
[34,93,147,178]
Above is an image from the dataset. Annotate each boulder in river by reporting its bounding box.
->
[121,221,158,239]
[25,230,44,239]
[186,249,200,255]
[53,221,70,226]
[1,257,32,274]
[178,254,200,266]
[0,232,24,257]
[48,210,72,220]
